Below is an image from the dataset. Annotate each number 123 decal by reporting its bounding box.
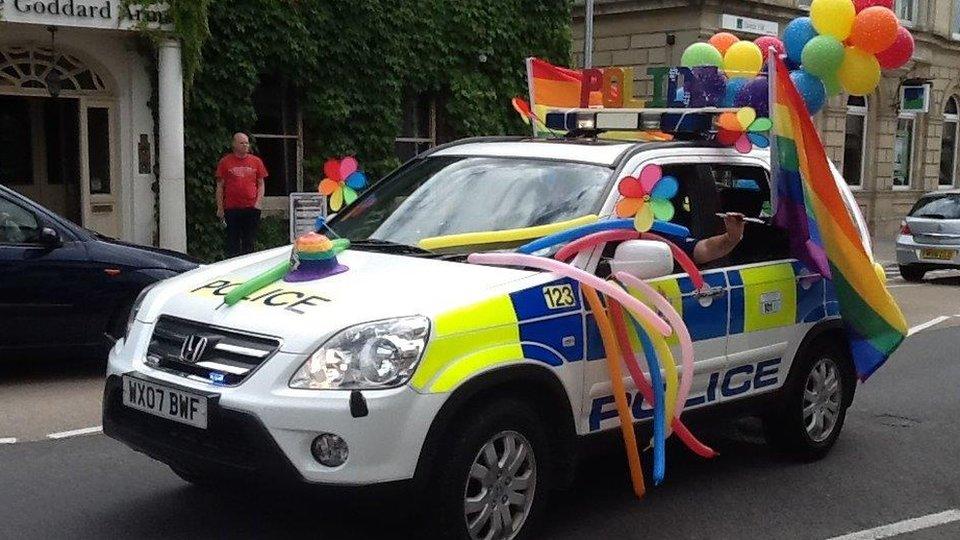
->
[542,284,576,309]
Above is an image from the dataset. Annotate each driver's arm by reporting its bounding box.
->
[692,213,745,264]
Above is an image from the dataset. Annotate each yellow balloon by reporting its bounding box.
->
[810,0,856,40]
[838,46,881,96]
[723,41,763,79]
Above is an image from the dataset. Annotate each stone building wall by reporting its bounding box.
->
[573,0,960,239]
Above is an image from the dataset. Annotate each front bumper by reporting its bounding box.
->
[104,333,448,486]
[895,235,960,268]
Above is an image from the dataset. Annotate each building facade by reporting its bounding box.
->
[0,0,187,250]
[573,0,960,238]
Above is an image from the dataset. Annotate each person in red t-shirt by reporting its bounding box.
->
[216,132,268,257]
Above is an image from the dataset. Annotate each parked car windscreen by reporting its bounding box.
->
[331,155,612,248]
[908,193,960,219]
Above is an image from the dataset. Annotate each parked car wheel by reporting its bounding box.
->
[899,264,926,282]
[428,399,551,540]
[763,339,855,461]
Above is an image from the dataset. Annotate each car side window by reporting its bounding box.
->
[0,197,41,245]
[703,163,790,265]
[596,163,710,278]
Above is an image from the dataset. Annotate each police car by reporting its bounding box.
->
[104,112,869,539]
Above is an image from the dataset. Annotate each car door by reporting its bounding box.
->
[579,157,732,434]
[0,194,95,351]
[706,158,824,400]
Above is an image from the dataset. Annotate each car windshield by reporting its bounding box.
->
[330,155,612,250]
[909,194,960,219]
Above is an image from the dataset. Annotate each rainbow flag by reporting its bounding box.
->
[526,57,598,135]
[769,53,907,380]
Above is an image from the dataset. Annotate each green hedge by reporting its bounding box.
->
[160,0,571,261]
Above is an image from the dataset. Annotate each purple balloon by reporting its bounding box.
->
[734,75,769,117]
[689,66,727,107]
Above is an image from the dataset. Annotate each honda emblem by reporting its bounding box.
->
[179,335,209,364]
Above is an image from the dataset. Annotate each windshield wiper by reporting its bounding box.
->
[349,238,436,256]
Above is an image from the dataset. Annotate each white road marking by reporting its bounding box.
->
[826,508,960,540]
[46,426,103,440]
[0,438,17,444]
[908,316,952,336]
[886,284,922,289]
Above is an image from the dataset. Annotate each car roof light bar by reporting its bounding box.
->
[544,107,740,137]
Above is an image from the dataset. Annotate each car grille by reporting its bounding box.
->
[145,315,281,385]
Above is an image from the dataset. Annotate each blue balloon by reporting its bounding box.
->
[721,77,749,107]
[516,219,690,254]
[783,17,818,66]
[790,69,826,115]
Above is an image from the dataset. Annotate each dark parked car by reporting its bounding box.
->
[0,184,199,358]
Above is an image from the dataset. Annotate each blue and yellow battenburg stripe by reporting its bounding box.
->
[413,262,831,394]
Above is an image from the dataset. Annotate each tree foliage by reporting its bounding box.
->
[143,0,571,261]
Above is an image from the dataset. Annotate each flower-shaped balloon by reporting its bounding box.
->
[717,107,772,154]
[615,164,679,232]
[319,156,367,211]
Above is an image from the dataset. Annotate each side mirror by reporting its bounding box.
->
[39,227,62,248]
[610,240,674,280]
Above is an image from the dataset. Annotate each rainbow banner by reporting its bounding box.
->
[525,57,596,135]
[769,52,907,380]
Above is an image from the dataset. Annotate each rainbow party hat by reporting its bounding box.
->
[284,232,350,282]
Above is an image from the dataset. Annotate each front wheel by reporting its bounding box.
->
[427,399,551,540]
[763,340,855,460]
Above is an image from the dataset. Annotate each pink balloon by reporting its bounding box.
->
[554,229,639,263]
[875,26,914,69]
[638,164,662,193]
[467,252,673,336]
[339,156,358,179]
[754,35,785,57]
[853,0,893,12]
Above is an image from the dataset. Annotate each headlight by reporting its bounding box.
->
[125,282,158,339]
[289,316,430,390]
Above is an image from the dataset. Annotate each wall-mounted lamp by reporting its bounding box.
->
[44,26,62,98]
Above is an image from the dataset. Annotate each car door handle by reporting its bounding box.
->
[693,286,726,299]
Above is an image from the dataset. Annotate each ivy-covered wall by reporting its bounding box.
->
[174,0,572,261]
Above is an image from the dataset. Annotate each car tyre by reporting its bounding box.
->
[763,339,855,461]
[899,264,925,282]
[425,398,552,540]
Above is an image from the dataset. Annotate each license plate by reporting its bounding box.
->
[122,375,208,429]
[920,248,956,261]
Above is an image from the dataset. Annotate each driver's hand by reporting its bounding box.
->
[723,212,745,242]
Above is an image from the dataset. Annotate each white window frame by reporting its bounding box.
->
[395,97,436,158]
[896,0,917,27]
[893,114,916,190]
[953,0,960,40]
[843,97,868,190]
[252,82,304,209]
[940,96,959,189]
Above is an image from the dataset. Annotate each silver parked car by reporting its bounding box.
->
[896,190,960,281]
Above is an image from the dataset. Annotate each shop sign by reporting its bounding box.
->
[900,85,930,114]
[0,0,172,31]
[720,14,779,36]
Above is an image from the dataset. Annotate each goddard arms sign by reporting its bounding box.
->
[0,0,171,30]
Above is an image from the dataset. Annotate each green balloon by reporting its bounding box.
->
[681,42,723,68]
[822,71,842,97]
[801,35,845,79]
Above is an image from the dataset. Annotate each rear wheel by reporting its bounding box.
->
[899,264,926,282]
[426,399,551,540]
[763,339,855,460]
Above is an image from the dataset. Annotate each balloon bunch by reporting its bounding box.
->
[680,0,913,116]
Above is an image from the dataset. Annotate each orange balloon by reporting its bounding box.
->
[849,6,899,53]
[709,32,740,55]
